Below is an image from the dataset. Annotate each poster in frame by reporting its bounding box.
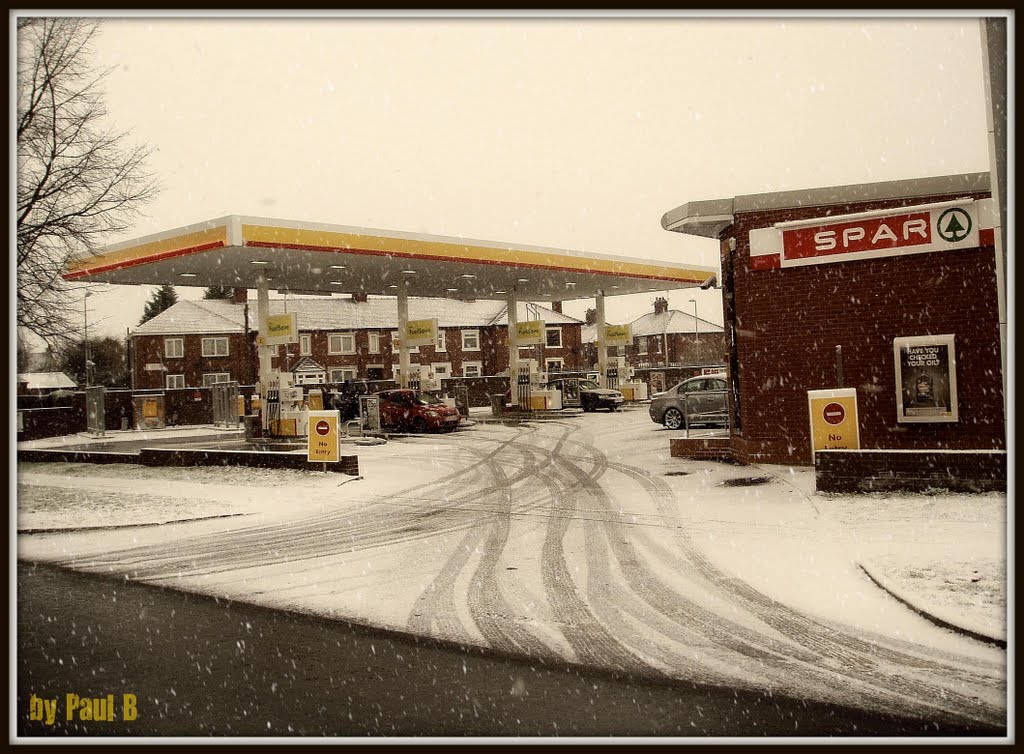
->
[893,334,958,423]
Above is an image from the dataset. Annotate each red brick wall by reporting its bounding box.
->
[133,333,250,389]
[722,190,1003,464]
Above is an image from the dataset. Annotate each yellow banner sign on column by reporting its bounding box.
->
[515,320,545,345]
[807,388,860,460]
[265,312,298,345]
[307,410,340,462]
[603,324,631,347]
[405,318,438,347]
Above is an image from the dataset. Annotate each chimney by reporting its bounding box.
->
[654,297,669,315]
[585,308,597,325]
[232,287,248,304]
[551,300,563,313]
[352,291,368,303]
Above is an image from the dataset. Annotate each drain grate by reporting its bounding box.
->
[720,475,772,487]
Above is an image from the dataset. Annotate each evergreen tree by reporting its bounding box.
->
[203,286,235,300]
[139,284,178,325]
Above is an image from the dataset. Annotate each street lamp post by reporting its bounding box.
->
[84,291,92,388]
[688,298,698,361]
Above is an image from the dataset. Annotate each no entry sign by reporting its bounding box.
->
[807,389,860,460]
[307,410,340,463]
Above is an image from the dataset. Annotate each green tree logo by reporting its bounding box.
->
[937,208,972,243]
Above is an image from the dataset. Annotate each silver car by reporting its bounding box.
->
[649,375,728,430]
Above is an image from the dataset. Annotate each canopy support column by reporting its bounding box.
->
[593,290,606,389]
[596,290,607,388]
[397,285,410,389]
[256,273,273,429]
[507,288,519,406]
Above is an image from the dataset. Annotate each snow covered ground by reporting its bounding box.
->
[15,412,1007,724]
[16,415,1006,642]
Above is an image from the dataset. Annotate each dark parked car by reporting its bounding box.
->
[573,379,625,412]
[375,389,461,433]
[649,375,728,429]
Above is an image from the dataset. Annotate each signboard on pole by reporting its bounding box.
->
[893,334,958,423]
[807,388,860,460]
[515,320,545,345]
[405,318,438,348]
[265,312,298,345]
[307,410,340,462]
[603,324,631,347]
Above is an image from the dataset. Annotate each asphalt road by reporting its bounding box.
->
[17,562,994,739]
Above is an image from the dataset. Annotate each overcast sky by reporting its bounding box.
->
[20,11,996,343]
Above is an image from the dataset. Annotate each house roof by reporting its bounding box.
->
[18,372,78,390]
[131,297,582,337]
[580,309,723,343]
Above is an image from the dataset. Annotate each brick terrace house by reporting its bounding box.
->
[582,297,727,371]
[129,292,583,390]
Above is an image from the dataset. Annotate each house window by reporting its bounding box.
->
[545,358,563,373]
[300,334,311,355]
[432,362,451,379]
[328,332,356,355]
[166,374,186,389]
[202,372,232,386]
[435,329,447,352]
[330,368,357,383]
[545,327,562,348]
[201,337,230,357]
[636,337,648,355]
[391,331,418,353]
[462,361,483,378]
[164,338,184,359]
[368,332,380,354]
[461,329,480,351]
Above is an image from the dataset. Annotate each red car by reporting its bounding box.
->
[375,389,461,433]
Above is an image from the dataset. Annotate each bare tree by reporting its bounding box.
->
[16,17,159,347]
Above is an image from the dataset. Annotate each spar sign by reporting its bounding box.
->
[807,388,860,460]
[307,410,340,462]
[749,198,995,270]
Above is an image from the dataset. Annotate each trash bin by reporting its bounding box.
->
[489,393,505,417]
[243,414,261,441]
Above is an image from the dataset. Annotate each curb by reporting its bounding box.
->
[856,561,1006,649]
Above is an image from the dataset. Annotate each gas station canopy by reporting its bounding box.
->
[64,215,716,300]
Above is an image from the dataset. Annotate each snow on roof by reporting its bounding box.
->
[629,310,723,338]
[18,372,78,390]
[131,297,581,337]
[580,309,723,343]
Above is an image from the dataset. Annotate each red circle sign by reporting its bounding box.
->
[315,420,331,436]
[823,402,846,425]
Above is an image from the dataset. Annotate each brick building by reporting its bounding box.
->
[661,172,1004,464]
[130,293,583,390]
[582,297,726,371]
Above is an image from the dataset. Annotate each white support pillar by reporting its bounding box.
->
[596,290,607,388]
[981,18,1007,430]
[256,273,273,429]
[507,288,519,406]
[397,284,410,389]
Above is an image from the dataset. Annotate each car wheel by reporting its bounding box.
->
[663,408,683,430]
[412,417,428,434]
